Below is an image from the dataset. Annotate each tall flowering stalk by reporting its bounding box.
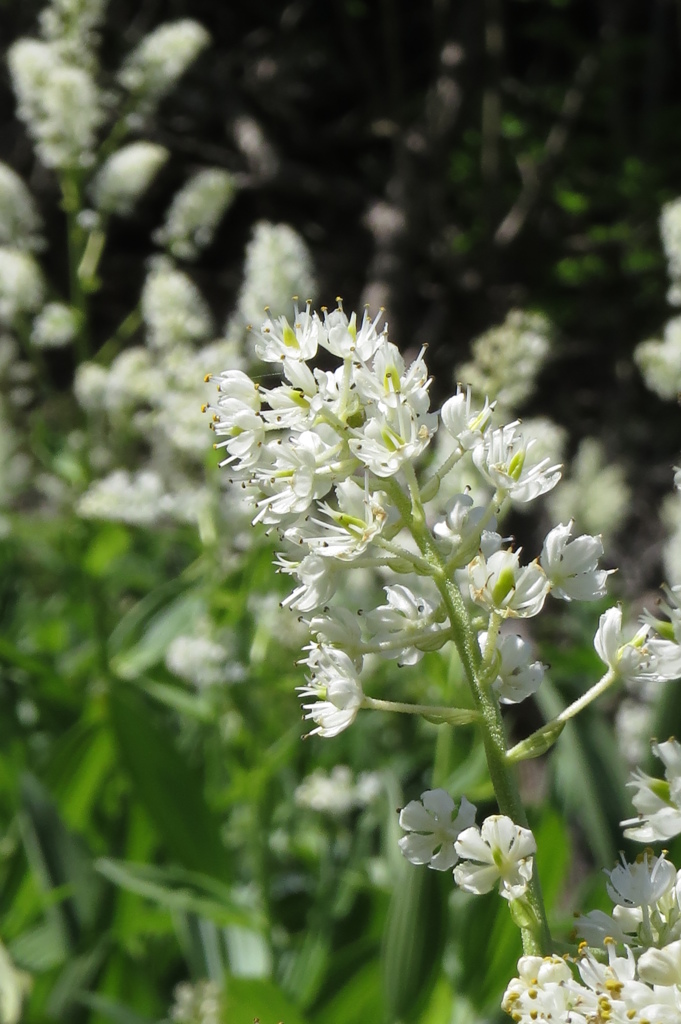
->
[209,299,681,1019]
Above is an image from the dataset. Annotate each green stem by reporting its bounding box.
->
[383,471,551,954]
[506,668,616,763]
[60,173,89,361]
[362,695,479,725]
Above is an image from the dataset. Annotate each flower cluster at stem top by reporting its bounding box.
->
[207,299,681,739]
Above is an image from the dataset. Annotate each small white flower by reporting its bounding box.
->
[298,645,364,738]
[141,258,212,348]
[90,142,169,216]
[466,548,549,618]
[605,851,676,909]
[30,302,78,349]
[398,789,477,871]
[480,630,545,704]
[255,305,321,363]
[295,765,381,816]
[235,222,316,329]
[439,385,494,451]
[540,520,611,601]
[288,478,388,561]
[454,815,536,900]
[364,584,448,665]
[433,493,493,561]
[473,422,561,503]
[0,162,43,250]
[638,938,681,986]
[622,738,681,842]
[118,20,210,119]
[320,304,385,360]
[279,552,341,613]
[154,168,236,260]
[0,247,45,326]
[594,606,681,684]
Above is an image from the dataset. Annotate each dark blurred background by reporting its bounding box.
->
[3,0,681,577]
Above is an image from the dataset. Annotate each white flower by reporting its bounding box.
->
[320,304,384,360]
[307,608,363,650]
[118,20,210,120]
[30,302,78,348]
[298,646,364,738]
[348,408,436,478]
[540,520,611,601]
[90,142,169,216]
[594,606,681,684]
[255,304,321,363]
[465,548,549,618]
[0,248,45,326]
[454,815,536,900]
[638,938,681,986]
[0,162,43,250]
[9,40,103,168]
[622,738,681,842]
[279,552,342,613]
[252,428,338,525]
[661,196,681,288]
[456,309,552,412]
[473,422,561,503]
[154,168,236,261]
[398,789,477,871]
[364,584,448,665]
[165,633,230,688]
[439,385,494,451]
[480,630,545,704]
[234,222,316,328]
[433,493,492,556]
[287,478,388,560]
[502,955,580,1023]
[141,258,212,348]
[295,765,380,816]
[77,469,167,526]
[605,851,676,909]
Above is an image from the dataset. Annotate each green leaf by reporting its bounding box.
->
[96,859,262,930]
[108,683,228,878]
[110,591,204,679]
[77,992,154,1024]
[223,976,309,1024]
[19,773,102,945]
[382,861,446,1023]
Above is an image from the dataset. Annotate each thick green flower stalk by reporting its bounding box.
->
[209,299,681,1019]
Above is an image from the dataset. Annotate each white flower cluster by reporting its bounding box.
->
[0,249,45,327]
[38,0,108,62]
[154,169,237,261]
[660,197,681,305]
[503,941,681,1023]
[456,309,552,413]
[232,222,317,332]
[503,740,681,1022]
[209,302,616,738]
[294,765,381,816]
[90,142,169,217]
[0,163,43,251]
[635,314,681,401]
[165,629,232,689]
[75,255,247,528]
[118,20,210,125]
[622,737,681,842]
[399,789,535,901]
[170,980,222,1024]
[8,36,103,169]
[593,605,681,685]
